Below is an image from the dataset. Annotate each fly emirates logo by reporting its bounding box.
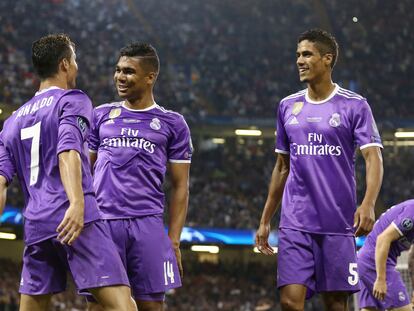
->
[102,127,156,154]
[292,133,342,156]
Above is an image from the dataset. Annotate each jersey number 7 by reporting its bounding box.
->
[20,122,41,186]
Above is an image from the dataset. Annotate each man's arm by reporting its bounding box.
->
[168,162,190,278]
[373,223,401,300]
[0,176,8,217]
[255,153,289,255]
[89,151,97,173]
[354,146,383,237]
[57,150,85,245]
[408,245,414,304]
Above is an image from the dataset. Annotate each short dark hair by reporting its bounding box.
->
[298,29,339,68]
[32,33,75,80]
[118,43,159,74]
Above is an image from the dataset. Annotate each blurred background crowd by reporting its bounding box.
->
[1,0,414,309]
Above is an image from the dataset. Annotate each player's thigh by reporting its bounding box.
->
[136,299,164,311]
[19,293,52,311]
[277,228,316,292]
[86,301,105,311]
[20,240,67,296]
[390,305,412,311]
[360,308,379,311]
[127,215,181,297]
[66,221,129,293]
[315,234,359,293]
[280,284,307,311]
[89,285,135,311]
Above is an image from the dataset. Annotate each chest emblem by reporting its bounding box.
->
[150,118,161,130]
[292,102,304,115]
[109,108,122,119]
[329,113,341,127]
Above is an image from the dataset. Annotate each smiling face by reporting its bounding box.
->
[114,56,155,102]
[296,40,333,84]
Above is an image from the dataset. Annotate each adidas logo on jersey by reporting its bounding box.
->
[289,117,299,125]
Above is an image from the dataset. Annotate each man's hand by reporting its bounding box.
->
[57,202,84,245]
[373,278,387,301]
[255,223,275,255]
[354,204,375,237]
[173,246,183,279]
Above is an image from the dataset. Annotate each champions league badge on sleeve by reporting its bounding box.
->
[329,113,341,127]
[401,218,413,231]
[77,117,87,133]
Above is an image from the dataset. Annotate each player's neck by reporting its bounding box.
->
[38,77,69,91]
[124,92,156,110]
[307,79,335,102]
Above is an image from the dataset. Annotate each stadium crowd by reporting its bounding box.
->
[1,0,413,121]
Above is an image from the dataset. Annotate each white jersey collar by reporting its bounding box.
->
[305,83,339,104]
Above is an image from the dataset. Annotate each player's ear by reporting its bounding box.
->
[60,58,70,73]
[324,53,333,68]
[146,71,157,85]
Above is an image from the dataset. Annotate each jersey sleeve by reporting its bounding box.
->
[275,101,289,154]
[0,137,16,184]
[88,108,100,153]
[56,90,93,155]
[392,208,414,237]
[353,100,383,150]
[167,115,192,163]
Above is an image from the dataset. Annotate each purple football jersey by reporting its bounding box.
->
[276,84,382,235]
[89,102,192,218]
[358,200,414,266]
[0,87,100,245]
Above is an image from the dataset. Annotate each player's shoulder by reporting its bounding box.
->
[336,87,367,103]
[58,88,91,102]
[279,88,307,106]
[95,101,123,111]
[93,101,123,118]
[152,104,188,124]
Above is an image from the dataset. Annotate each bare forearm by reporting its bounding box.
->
[375,235,391,281]
[260,156,289,225]
[408,246,414,288]
[362,149,383,208]
[59,150,84,205]
[89,152,97,174]
[0,176,7,216]
[168,185,189,248]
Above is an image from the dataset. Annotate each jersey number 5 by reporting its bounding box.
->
[20,122,41,186]
[347,262,359,286]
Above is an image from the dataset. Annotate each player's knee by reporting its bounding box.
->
[324,300,347,311]
[136,300,163,311]
[280,297,304,311]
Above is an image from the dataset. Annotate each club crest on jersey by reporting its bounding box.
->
[401,218,413,231]
[109,108,121,119]
[292,102,304,115]
[150,118,161,130]
[399,291,406,301]
[329,113,341,127]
